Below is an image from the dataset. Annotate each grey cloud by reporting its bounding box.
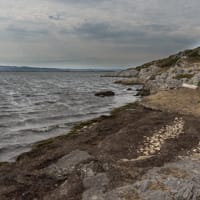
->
[71,21,196,45]
[49,13,65,21]
[0,0,200,67]
[0,16,10,21]
[6,25,49,38]
[49,0,107,4]
[72,22,145,41]
[68,20,199,60]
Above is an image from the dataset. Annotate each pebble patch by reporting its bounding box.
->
[137,117,184,156]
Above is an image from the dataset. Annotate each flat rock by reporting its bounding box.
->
[134,158,200,200]
[82,173,109,200]
[104,185,140,200]
[83,173,109,189]
[45,150,93,178]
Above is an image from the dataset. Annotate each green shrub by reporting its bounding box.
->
[174,74,194,80]
[188,50,200,57]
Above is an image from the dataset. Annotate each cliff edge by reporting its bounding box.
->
[113,47,200,93]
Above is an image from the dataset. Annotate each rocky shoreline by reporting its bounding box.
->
[1,47,200,200]
[1,91,200,199]
[109,47,200,94]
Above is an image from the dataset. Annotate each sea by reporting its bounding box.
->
[0,72,140,162]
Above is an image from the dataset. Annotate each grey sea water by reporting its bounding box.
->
[0,72,139,162]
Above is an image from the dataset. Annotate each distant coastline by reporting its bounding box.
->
[0,66,120,72]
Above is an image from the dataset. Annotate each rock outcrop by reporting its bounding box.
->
[113,47,200,93]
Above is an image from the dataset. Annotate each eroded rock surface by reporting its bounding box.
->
[134,158,200,200]
[45,150,93,179]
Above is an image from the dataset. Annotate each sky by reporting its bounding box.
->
[0,0,200,68]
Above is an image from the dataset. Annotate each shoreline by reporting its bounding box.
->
[0,102,139,166]
[0,71,140,163]
[1,47,200,199]
[0,94,139,164]
[1,88,200,199]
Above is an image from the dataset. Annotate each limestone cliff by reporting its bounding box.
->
[115,47,200,92]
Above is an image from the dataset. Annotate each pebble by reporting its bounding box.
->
[137,117,185,157]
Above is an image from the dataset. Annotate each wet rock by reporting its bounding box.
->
[95,91,115,97]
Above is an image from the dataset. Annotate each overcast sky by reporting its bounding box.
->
[0,0,200,68]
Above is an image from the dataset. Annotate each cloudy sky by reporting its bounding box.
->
[0,0,200,68]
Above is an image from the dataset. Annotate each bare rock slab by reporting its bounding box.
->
[45,150,93,179]
[82,173,109,200]
[134,158,200,200]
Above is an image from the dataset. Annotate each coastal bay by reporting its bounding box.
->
[1,47,200,199]
[1,91,200,199]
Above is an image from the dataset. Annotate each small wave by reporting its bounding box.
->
[0,106,12,110]
[34,100,57,106]
[0,124,9,128]
[0,113,19,119]
[0,143,31,162]
[8,122,72,135]
[0,143,30,153]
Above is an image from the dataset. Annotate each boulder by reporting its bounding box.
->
[95,91,115,97]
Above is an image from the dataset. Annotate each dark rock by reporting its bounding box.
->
[136,88,150,97]
[127,88,132,91]
[95,91,115,97]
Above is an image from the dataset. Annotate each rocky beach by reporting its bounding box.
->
[1,47,200,200]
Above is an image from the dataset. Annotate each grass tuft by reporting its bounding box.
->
[174,74,194,80]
